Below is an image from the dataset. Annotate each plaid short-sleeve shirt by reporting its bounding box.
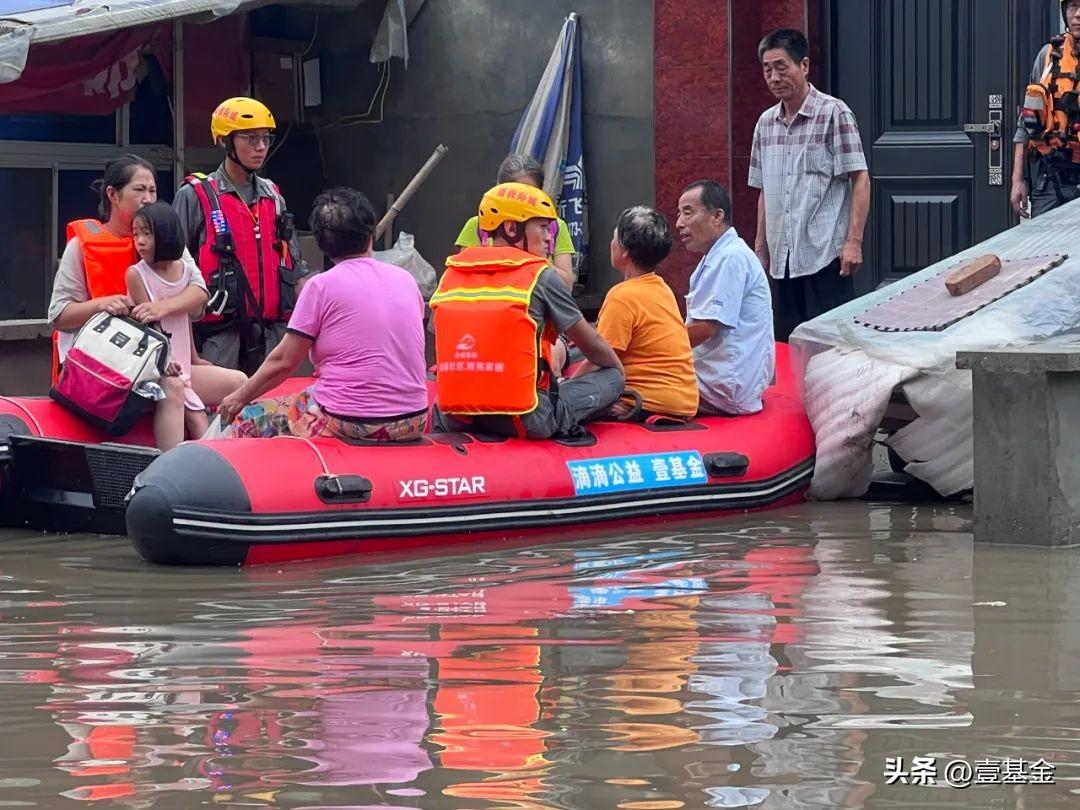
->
[749,85,868,280]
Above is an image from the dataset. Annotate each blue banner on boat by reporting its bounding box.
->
[571,578,709,609]
[566,451,708,496]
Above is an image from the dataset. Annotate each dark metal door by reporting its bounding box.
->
[830,0,1021,291]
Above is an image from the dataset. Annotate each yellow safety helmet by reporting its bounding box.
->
[478,182,557,232]
[210,97,276,144]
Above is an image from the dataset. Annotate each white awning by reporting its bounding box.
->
[0,0,369,82]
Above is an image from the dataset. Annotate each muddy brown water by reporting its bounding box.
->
[1,502,1078,809]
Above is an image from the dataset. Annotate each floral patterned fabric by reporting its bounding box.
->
[231,389,427,442]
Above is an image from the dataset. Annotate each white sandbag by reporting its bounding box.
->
[804,346,916,500]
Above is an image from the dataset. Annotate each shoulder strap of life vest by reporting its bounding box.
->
[184,175,262,318]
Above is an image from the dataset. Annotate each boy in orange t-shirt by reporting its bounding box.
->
[572,206,699,419]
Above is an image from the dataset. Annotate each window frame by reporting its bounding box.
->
[0,135,176,318]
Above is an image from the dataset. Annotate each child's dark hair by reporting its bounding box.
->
[133,202,185,263]
[90,154,156,221]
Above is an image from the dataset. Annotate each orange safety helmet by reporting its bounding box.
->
[210,97,276,145]
[477,182,557,232]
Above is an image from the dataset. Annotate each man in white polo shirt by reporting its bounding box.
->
[676,180,775,416]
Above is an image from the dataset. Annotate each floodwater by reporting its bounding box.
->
[1,503,1078,809]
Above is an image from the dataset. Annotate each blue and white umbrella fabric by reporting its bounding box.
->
[510,12,589,266]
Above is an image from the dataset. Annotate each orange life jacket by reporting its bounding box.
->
[429,246,557,416]
[1025,33,1080,163]
[51,220,136,382]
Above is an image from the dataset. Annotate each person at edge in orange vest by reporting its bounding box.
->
[429,182,625,439]
[173,97,309,375]
[1012,0,1080,218]
[47,154,210,449]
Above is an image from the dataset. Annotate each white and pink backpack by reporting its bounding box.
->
[50,312,170,436]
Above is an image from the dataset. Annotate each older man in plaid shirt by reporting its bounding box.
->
[750,28,871,342]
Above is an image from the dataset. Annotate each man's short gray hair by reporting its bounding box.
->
[496,153,545,186]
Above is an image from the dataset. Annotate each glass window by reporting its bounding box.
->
[0,113,116,144]
[0,168,52,319]
[57,170,104,258]
[129,61,174,146]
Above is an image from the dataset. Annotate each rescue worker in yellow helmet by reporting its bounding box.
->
[430,182,624,439]
[173,97,309,374]
[1011,0,1080,218]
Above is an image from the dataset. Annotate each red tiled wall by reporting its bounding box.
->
[729,0,815,250]
[654,0,818,300]
[653,0,730,299]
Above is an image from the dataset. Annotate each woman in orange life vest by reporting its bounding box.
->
[430,183,624,439]
[47,155,211,450]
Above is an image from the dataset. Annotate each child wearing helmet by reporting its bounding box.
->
[429,182,624,440]
[173,97,309,375]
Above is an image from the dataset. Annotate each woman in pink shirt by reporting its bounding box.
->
[217,187,428,441]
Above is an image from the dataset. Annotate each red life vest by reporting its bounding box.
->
[184,174,294,323]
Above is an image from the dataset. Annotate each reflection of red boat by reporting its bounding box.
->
[126,345,814,566]
[22,538,818,805]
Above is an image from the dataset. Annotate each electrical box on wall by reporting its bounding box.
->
[252,51,300,123]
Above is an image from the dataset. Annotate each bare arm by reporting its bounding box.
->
[845,170,871,245]
[840,170,871,277]
[686,319,721,349]
[236,333,309,402]
[217,332,312,423]
[126,267,150,305]
[1011,142,1031,218]
[565,319,622,373]
[754,191,769,271]
[129,267,210,324]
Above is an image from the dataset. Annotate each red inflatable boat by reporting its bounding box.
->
[0,378,311,534]
[0,346,814,565]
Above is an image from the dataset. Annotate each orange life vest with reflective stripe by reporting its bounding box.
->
[430,246,557,416]
[1025,33,1080,163]
[51,220,136,382]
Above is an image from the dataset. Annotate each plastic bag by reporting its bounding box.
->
[202,415,232,440]
[374,232,437,299]
[370,0,409,66]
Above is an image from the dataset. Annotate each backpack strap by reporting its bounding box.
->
[184,175,262,322]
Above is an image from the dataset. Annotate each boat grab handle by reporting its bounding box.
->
[273,435,373,504]
[703,452,750,478]
[316,474,373,504]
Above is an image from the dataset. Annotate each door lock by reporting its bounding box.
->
[966,94,1005,185]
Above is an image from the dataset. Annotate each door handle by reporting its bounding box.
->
[966,94,1005,186]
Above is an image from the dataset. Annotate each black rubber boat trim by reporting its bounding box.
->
[165,457,815,545]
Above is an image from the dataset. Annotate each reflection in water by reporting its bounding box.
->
[1,503,1080,808]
